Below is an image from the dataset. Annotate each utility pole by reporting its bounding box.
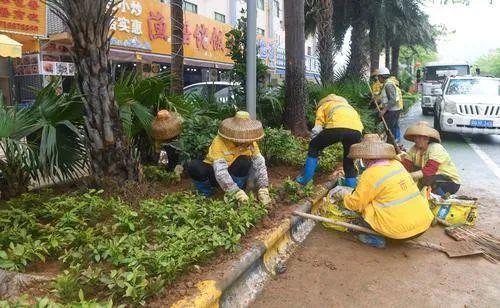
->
[246,0,257,119]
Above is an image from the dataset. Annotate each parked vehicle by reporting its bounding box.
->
[420,62,470,115]
[184,81,239,104]
[434,76,500,135]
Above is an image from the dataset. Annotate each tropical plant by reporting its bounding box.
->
[475,48,500,77]
[0,82,86,199]
[46,0,140,181]
[284,0,309,136]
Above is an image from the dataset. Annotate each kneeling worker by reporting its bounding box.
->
[400,121,461,196]
[334,134,434,247]
[187,111,271,205]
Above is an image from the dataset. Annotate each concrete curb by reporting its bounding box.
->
[172,181,336,308]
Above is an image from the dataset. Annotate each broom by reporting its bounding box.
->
[445,225,500,263]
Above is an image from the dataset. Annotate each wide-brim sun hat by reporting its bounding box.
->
[404,121,441,143]
[348,134,396,160]
[151,110,182,141]
[218,111,264,143]
[371,69,380,77]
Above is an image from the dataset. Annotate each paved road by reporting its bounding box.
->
[254,103,500,308]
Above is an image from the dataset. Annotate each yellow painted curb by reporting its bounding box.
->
[171,280,221,308]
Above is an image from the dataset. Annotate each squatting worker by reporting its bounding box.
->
[332,134,434,247]
[378,67,403,143]
[187,111,271,205]
[400,121,461,196]
[296,94,363,188]
[151,110,182,172]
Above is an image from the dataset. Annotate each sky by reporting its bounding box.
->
[424,0,500,63]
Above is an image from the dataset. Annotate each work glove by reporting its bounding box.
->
[410,170,424,182]
[328,186,354,202]
[258,188,272,206]
[174,164,184,177]
[311,125,323,139]
[235,189,249,203]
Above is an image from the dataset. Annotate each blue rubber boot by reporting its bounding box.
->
[193,180,214,197]
[296,156,319,185]
[357,233,386,248]
[231,176,249,190]
[344,177,358,188]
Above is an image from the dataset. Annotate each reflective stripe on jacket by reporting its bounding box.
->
[204,135,260,166]
[381,77,403,111]
[407,143,461,184]
[343,160,434,239]
[315,94,364,132]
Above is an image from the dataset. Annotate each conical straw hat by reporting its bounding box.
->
[218,111,264,143]
[348,134,396,160]
[151,110,182,141]
[404,121,441,143]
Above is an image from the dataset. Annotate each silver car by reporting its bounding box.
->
[434,76,500,135]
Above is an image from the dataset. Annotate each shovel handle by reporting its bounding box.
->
[292,211,380,236]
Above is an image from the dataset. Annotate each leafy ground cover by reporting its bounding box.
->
[0,188,267,305]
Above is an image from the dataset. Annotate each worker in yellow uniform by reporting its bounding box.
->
[331,134,434,248]
[296,94,363,188]
[378,67,403,143]
[400,121,461,196]
[370,69,383,107]
[187,111,271,205]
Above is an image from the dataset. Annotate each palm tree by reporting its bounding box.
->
[46,0,140,181]
[344,0,369,80]
[171,0,184,95]
[284,0,309,137]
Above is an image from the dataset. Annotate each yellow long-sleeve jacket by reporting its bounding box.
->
[343,160,434,239]
[315,94,364,132]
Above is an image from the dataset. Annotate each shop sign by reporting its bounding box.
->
[40,61,75,76]
[13,53,39,75]
[111,0,232,63]
[0,0,46,36]
[257,37,277,68]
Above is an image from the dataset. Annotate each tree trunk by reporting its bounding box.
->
[385,38,391,70]
[171,0,184,95]
[47,0,139,181]
[369,20,381,73]
[391,43,400,76]
[316,0,334,85]
[284,0,309,137]
[345,7,368,80]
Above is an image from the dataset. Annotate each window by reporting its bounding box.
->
[257,28,265,36]
[307,46,312,56]
[274,0,280,17]
[183,1,198,13]
[214,12,226,23]
[257,0,264,10]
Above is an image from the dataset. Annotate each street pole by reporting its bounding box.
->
[246,0,257,119]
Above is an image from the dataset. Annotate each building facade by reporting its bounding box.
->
[0,0,320,106]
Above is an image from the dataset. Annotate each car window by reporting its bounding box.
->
[184,85,206,96]
[446,79,500,96]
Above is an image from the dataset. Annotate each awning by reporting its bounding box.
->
[0,34,22,58]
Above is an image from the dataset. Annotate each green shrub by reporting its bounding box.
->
[142,165,180,183]
[174,116,220,163]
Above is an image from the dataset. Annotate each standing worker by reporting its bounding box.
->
[370,69,383,107]
[399,121,461,196]
[296,94,363,188]
[187,111,271,205]
[378,67,403,143]
[331,134,434,247]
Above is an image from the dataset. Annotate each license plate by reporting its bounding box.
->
[470,119,493,128]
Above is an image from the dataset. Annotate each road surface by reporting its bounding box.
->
[253,103,500,308]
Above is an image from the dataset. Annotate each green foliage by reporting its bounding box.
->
[174,116,220,163]
[0,190,267,304]
[475,48,500,77]
[260,128,342,171]
[282,177,315,203]
[142,165,180,183]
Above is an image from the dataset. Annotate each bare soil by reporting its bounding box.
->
[253,189,500,308]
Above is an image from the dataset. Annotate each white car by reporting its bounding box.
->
[434,76,500,135]
[183,81,240,104]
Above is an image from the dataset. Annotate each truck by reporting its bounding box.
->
[419,62,470,115]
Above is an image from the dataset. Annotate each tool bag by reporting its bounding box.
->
[319,188,360,232]
[429,197,478,226]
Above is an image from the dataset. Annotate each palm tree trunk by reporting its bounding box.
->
[317,0,334,85]
[284,0,309,137]
[171,0,184,95]
[369,20,381,73]
[385,38,391,70]
[47,0,139,181]
[391,43,400,76]
[345,10,368,80]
